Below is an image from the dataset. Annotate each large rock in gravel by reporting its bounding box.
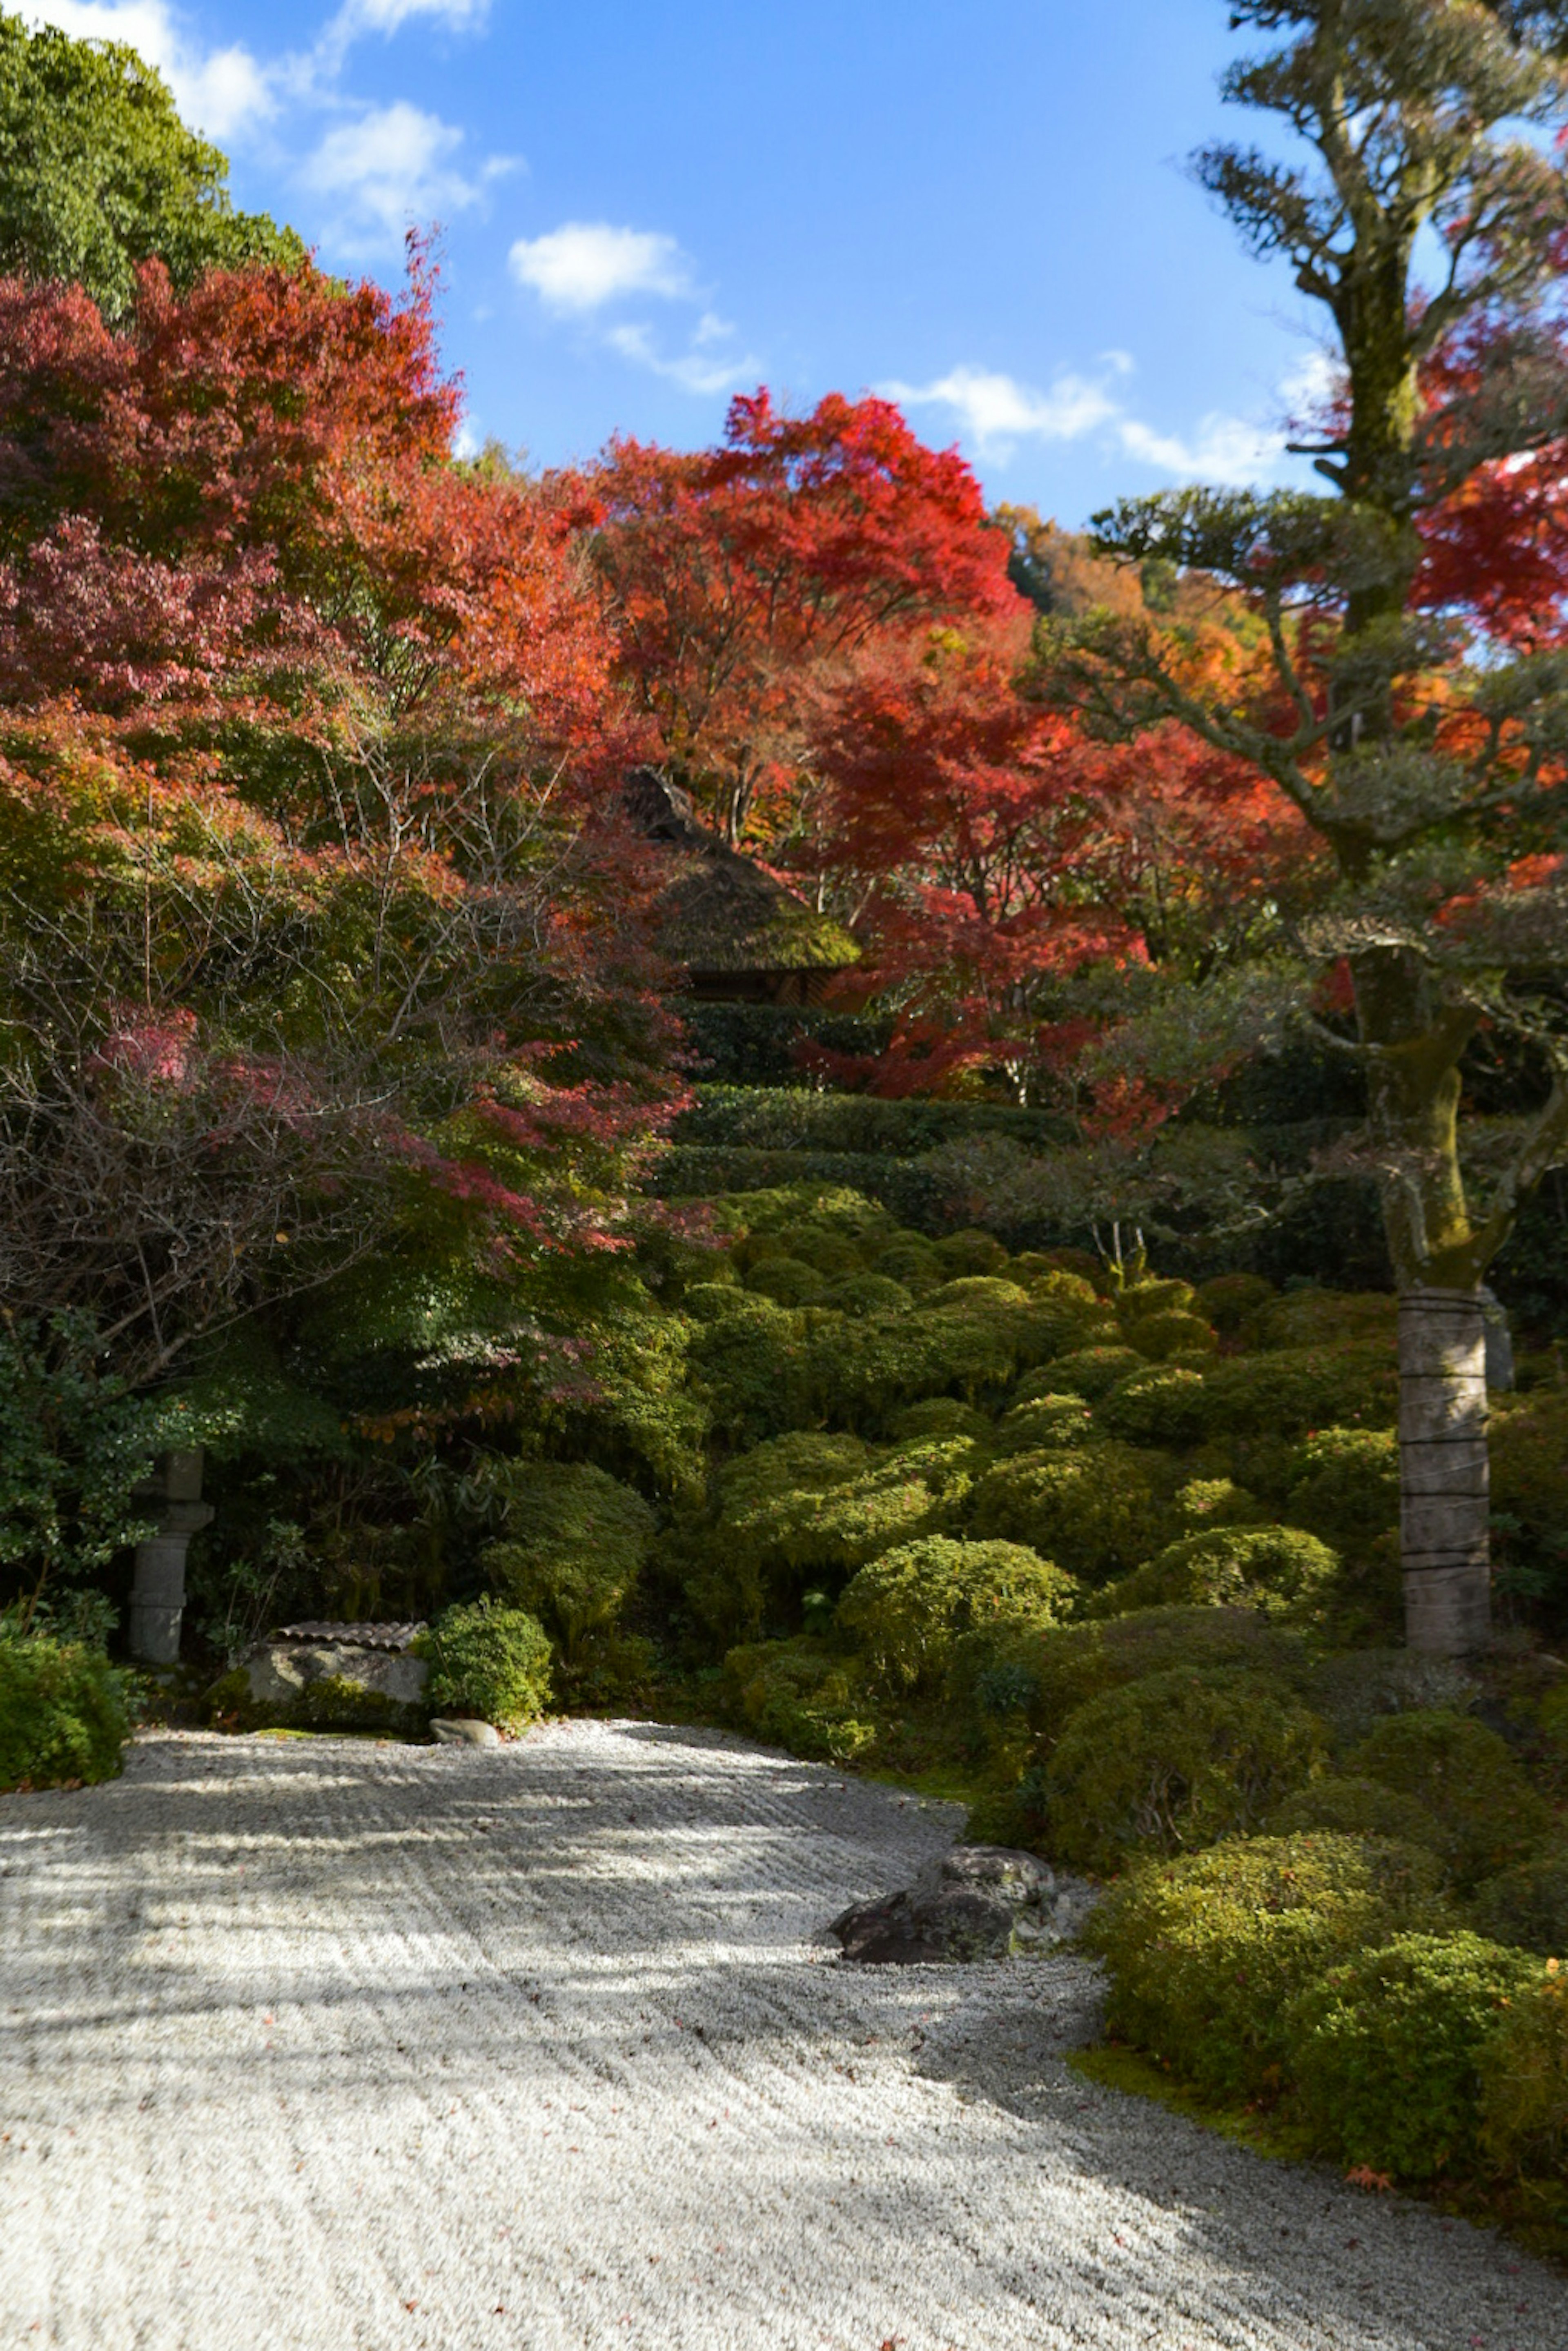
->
[830,1844,1087,1964]
[207,1634,429,1734]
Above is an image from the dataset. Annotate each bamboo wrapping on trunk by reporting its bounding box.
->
[1399,1288,1490,1655]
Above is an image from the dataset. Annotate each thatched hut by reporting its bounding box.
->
[626,770,859,1004]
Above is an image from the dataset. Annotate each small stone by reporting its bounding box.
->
[430,1718,501,1748]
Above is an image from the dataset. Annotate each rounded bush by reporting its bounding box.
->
[1270,1773,1448,1853]
[1042,1665,1328,1872]
[1256,1288,1397,1351]
[722,1635,875,1764]
[1469,1846,1568,1958]
[1196,1272,1275,1335]
[1015,1605,1308,1741]
[745,1255,830,1307]
[683,1280,757,1324]
[423,1601,553,1732]
[885,1396,992,1444]
[1286,1428,1399,1552]
[1085,1833,1446,2099]
[1348,1710,1553,1886]
[1129,1310,1218,1361]
[787,1224,869,1279]
[1016,1265,1101,1308]
[837,1536,1076,1689]
[1090,1525,1341,1623]
[993,1394,1095,1455]
[934,1228,1010,1277]
[1478,1961,1568,2177]
[830,1273,914,1318]
[1286,1931,1535,2179]
[482,1460,656,1654]
[967,1441,1176,1581]
[875,1233,943,1285]
[1047,1345,1144,1402]
[1200,1344,1398,1436]
[1118,1277,1198,1320]
[0,1634,129,1792]
[1098,1365,1210,1445]
[688,1301,808,1445]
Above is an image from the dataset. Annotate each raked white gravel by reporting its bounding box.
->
[2,1720,1565,2351]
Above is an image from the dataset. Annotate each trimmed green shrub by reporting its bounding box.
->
[1256,1288,1397,1351]
[681,1281,753,1324]
[687,1298,808,1444]
[934,1228,1010,1276]
[837,1536,1076,1688]
[992,1394,1096,1455]
[1098,1365,1210,1445]
[1085,1834,1447,2099]
[422,1600,553,1732]
[1129,1310,1219,1361]
[1006,1605,1309,1743]
[929,1275,1032,1312]
[482,1461,656,1656]
[0,1633,129,1791]
[1173,1476,1262,1529]
[1286,1931,1535,2178]
[1016,1265,1101,1308]
[712,1429,977,1595]
[744,1255,829,1307]
[1089,1525,1341,1622]
[1046,1346,1144,1401]
[1469,1846,1568,1958]
[874,1233,943,1285]
[1478,1961,1568,2177]
[786,1224,870,1278]
[1348,1710,1554,1886]
[1042,1665,1328,1872]
[830,1273,914,1318]
[1285,1428,1399,1552]
[886,1396,993,1444]
[722,1636,875,1763]
[1196,1272,1275,1334]
[1199,1343,1399,1436]
[968,1441,1177,1581]
[1270,1772,1448,1852]
[1118,1277,1198,1319]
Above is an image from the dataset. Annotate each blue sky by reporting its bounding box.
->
[26,0,1335,525]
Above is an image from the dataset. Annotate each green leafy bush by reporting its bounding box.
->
[1046,1345,1144,1401]
[1200,1344,1398,1436]
[992,1394,1095,1455]
[874,1233,943,1285]
[1089,1525,1341,1622]
[830,1273,914,1318]
[721,1635,875,1763]
[836,1536,1075,1688]
[1118,1277,1198,1319]
[1098,1365,1211,1445]
[1255,1289,1398,1351]
[1000,1605,1310,1745]
[684,1281,754,1324]
[1042,1665,1327,1872]
[1478,1961,1568,2177]
[786,1224,870,1278]
[482,1461,656,1655]
[422,1600,552,1732]
[1286,1932,1534,2178]
[934,1228,1009,1276]
[1285,1428,1400,1553]
[1348,1710,1553,1886]
[1270,1774,1448,1853]
[1129,1310,1219,1361]
[1085,1834,1446,2099]
[968,1441,1176,1580]
[0,1631,130,1790]
[1469,1846,1568,1957]
[744,1255,830,1307]
[687,1299,808,1445]
[1195,1272,1275,1335]
[709,1429,977,1615]
[886,1396,992,1444]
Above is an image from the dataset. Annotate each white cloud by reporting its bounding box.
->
[302,101,491,247]
[1116,413,1287,486]
[24,2,274,138]
[606,321,759,397]
[884,364,1120,456]
[509,222,693,313]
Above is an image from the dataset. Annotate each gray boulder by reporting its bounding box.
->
[829,1843,1085,1964]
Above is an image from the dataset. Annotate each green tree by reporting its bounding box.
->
[1037,1,1568,1656]
[0,11,301,316]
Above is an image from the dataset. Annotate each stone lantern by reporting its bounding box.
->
[127,1448,213,1665]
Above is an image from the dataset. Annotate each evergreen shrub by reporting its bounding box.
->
[836,1535,1075,1689]
[1005,1605,1309,1743]
[992,1394,1095,1455]
[687,1300,807,1444]
[721,1635,875,1763]
[1041,1665,1327,1871]
[934,1228,1010,1276]
[1256,1288,1398,1350]
[1098,1365,1211,1445]
[1286,1932,1535,2178]
[1285,1428,1400,1552]
[1046,1346,1144,1400]
[482,1461,656,1654]
[1128,1309,1219,1360]
[1089,1525,1341,1622]
[1200,1344,1399,1436]
[885,1396,993,1444]
[830,1273,914,1318]
[1195,1272,1275,1334]
[744,1254,829,1307]
[421,1600,553,1732]
[1348,1710,1554,1886]
[1084,1833,1446,2099]
[967,1441,1176,1580]
[1270,1774,1448,1854]
[0,1632,129,1791]
[1469,1846,1568,1957]
[1478,1961,1568,2177]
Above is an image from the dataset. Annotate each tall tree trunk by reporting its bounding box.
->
[1398,1288,1491,1654]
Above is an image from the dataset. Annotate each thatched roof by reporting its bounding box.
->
[626,770,858,977]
